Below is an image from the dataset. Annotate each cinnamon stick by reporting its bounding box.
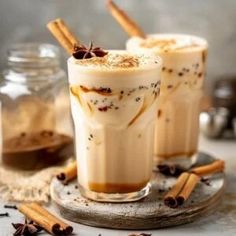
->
[164,160,225,208]
[164,172,200,208]
[29,203,73,235]
[57,160,77,184]
[107,0,146,38]
[176,173,200,206]
[191,160,225,177]
[47,18,79,54]
[164,172,190,208]
[18,204,63,235]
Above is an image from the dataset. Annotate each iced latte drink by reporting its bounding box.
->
[127,34,208,168]
[68,50,162,202]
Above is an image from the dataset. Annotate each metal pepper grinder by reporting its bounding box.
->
[200,77,236,138]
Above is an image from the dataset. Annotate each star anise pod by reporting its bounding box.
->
[157,164,185,177]
[12,219,43,236]
[73,42,108,59]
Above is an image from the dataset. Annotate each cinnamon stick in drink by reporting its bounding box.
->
[47,18,79,54]
[107,0,146,38]
[164,172,190,208]
[57,160,77,184]
[191,160,225,177]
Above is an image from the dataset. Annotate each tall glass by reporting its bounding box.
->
[67,51,162,202]
[127,34,208,168]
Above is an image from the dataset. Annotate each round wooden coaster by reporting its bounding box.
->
[50,152,225,229]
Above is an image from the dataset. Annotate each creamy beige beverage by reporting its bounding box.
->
[68,50,162,202]
[127,34,208,168]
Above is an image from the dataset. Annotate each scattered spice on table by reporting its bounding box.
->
[128,233,152,236]
[0,212,9,217]
[201,177,211,186]
[157,164,185,177]
[4,204,17,210]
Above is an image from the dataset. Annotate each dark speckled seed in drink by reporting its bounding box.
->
[98,106,108,112]
[198,72,202,78]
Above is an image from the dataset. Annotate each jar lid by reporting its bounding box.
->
[7,43,60,68]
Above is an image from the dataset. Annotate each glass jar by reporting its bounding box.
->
[213,78,236,132]
[0,43,74,170]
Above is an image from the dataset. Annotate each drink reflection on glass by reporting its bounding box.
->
[127,34,208,168]
[68,50,162,202]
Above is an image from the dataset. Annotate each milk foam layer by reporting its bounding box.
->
[70,50,161,71]
[127,34,207,53]
[68,50,162,193]
[127,34,208,168]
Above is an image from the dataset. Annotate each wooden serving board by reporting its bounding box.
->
[50,152,225,229]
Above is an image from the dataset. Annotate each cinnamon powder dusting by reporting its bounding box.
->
[74,53,140,69]
[141,38,177,49]
[140,37,201,52]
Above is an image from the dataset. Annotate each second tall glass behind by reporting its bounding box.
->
[127,34,208,168]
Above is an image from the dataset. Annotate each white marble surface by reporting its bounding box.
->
[0,135,236,236]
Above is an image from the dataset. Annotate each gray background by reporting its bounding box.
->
[0,0,236,91]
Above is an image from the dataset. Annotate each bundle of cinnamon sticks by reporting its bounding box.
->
[164,160,225,208]
[18,203,73,235]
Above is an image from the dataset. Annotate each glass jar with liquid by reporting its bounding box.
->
[0,43,74,170]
